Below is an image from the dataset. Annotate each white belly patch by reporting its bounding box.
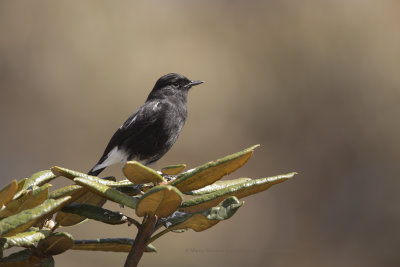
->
[92,147,129,171]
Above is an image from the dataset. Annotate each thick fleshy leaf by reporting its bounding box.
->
[148,197,243,245]
[161,164,186,175]
[114,184,144,196]
[73,178,138,209]
[54,212,87,228]
[171,145,259,192]
[12,180,28,201]
[180,172,296,212]
[51,185,90,227]
[123,161,165,184]
[49,185,82,199]
[169,197,243,232]
[36,232,74,256]
[37,256,55,267]
[72,238,156,253]
[0,248,32,266]
[23,170,57,190]
[0,249,54,267]
[136,185,182,217]
[61,203,128,225]
[12,178,28,200]
[0,191,32,219]
[53,176,119,227]
[0,196,71,237]
[0,180,18,207]
[52,167,137,188]
[185,178,252,195]
[18,184,50,210]
[0,184,51,219]
[54,190,103,227]
[50,166,123,186]
[16,178,27,192]
[51,166,95,179]
[0,230,50,249]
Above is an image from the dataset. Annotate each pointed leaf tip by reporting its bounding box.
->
[171,145,259,192]
[0,180,18,207]
[161,164,186,175]
[24,170,57,190]
[180,172,296,213]
[72,238,156,253]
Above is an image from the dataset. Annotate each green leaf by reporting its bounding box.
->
[61,203,128,225]
[52,176,120,227]
[54,189,103,227]
[23,170,57,190]
[0,196,71,237]
[180,172,296,212]
[170,196,243,232]
[72,238,156,253]
[148,197,243,245]
[73,178,138,209]
[0,230,50,250]
[185,178,252,195]
[37,256,55,267]
[36,232,74,256]
[171,145,259,192]
[19,184,50,211]
[123,161,165,184]
[114,184,144,196]
[50,166,123,186]
[0,191,31,219]
[0,249,54,267]
[136,185,183,218]
[12,179,28,201]
[49,185,82,199]
[161,164,186,175]
[0,180,18,207]
[0,248,32,265]
[0,184,51,218]
[16,178,27,192]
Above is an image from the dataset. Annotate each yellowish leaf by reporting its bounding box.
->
[136,185,182,217]
[161,164,186,175]
[171,145,259,192]
[0,180,18,207]
[180,172,296,213]
[123,161,165,184]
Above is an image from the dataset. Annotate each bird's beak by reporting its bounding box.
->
[188,80,204,87]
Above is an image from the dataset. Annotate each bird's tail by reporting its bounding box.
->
[88,166,105,176]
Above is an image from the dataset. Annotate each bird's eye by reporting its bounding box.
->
[173,82,179,87]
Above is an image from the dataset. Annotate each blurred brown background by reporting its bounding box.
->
[1,1,399,266]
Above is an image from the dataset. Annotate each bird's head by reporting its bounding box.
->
[148,73,203,101]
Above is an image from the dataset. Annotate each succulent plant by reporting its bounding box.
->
[0,145,296,266]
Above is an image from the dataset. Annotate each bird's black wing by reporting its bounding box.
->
[88,100,166,174]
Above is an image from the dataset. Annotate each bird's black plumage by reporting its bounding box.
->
[88,73,203,176]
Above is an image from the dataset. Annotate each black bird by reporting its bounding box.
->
[88,73,203,176]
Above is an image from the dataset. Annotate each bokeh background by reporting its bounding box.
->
[1,1,399,266]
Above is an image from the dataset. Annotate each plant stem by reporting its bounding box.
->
[124,215,157,267]
[126,216,141,229]
[146,228,170,246]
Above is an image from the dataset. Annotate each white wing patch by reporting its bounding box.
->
[92,147,129,171]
